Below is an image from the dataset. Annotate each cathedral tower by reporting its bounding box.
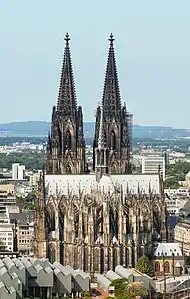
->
[46,33,85,174]
[93,34,132,175]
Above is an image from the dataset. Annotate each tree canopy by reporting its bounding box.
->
[164,161,190,189]
[136,255,154,277]
[111,278,148,299]
[17,191,36,210]
[0,152,45,171]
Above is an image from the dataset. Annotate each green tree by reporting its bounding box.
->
[166,161,190,178]
[81,291,90,298]
[136,255,154,277]
[0,152,45,171]
[17,195,35,210]
[111,278,128,297]
[164,177,180,189]
[111,278,148,299]
[25,191,37,203]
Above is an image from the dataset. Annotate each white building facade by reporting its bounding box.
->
[142,155,165,180]
[0,207,14,251]
[12,163,25,180]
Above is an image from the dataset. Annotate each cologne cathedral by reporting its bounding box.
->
[35,33,167,276]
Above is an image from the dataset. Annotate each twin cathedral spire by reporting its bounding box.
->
[46,33,132,176]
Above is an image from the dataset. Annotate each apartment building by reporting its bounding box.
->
[12,163,25,180]
[0,183,17,207]
[17,221,34,256]
[0,183,14,196]
[142,154,165,180]
[29,172,40,188]
[0,207,14,252]
[174,221,190,256]
[10,210,35,256]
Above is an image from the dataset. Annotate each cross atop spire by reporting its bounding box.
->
[64,33,70,46]
[101,34,121,114]
[57,33,77,115]
[109,33,115,45]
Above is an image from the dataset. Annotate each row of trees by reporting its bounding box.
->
[164,161,190,188]
[0,152,45,171]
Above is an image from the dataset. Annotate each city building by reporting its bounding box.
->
[141,154,165,180]
[17,221,34,256]
[164,188,190,215]
[0,183,17,207]
[35,33,167,275]
[153,243,184,277]
[174,221,190,256]
[29,172,40,187]
[15,183,34,198]
[183,171,190,188]
[10,210,35,256]
[12,163,25,180]
[0,207,14,252]
[0,183,14,197]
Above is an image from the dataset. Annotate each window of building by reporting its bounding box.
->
[164,261,170,273]
[155,262,160,272]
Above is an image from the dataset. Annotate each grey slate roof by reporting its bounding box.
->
[9,210,34,224]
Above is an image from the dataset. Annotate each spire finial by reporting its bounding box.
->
[64,33,70,46]
[109,33,115,45]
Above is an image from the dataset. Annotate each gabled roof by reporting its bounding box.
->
[154,243,182,257]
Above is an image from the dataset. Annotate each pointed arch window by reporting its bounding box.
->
[155,261,160,272]
[110,130,116,150]
[65,130,72,150]
[66,164,72,174]
[164,261,170,273]
[110,163,117,174]
[48,245,56,264]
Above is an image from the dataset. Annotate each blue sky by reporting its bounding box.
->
[0,0,190,128]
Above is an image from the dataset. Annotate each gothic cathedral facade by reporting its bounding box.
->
[46,33,132,176]
[35,33,167,274]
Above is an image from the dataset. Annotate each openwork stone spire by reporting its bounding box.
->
[102,33,121,114]
[47,33,86,175]
[57,33,77,115]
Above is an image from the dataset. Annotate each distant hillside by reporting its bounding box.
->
[0,121,190,139]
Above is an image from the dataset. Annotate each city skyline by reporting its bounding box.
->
[1,1,190,128]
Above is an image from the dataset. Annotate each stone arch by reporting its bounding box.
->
[164,261,170,273]
[48,244,56,264]
[125,247,130,267]
[110,162,117,174]
[46,201,56,233]
[59,197,67,215]
[152,202,162,232]
[65,130,72,150]
[155,261,160,272]
[66,164,72,173]
[58,198,69,264]
[110,130,116,150]
[112,246,118,270]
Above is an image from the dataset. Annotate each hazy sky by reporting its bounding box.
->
[0,1,190,128]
